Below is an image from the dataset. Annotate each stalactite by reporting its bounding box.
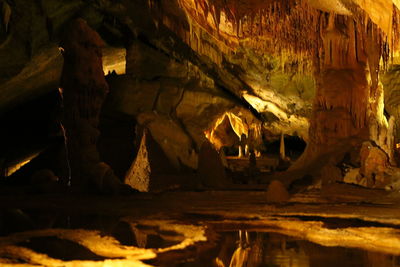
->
[161,0,400,83]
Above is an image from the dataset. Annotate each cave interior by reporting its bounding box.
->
[2,0,400,266]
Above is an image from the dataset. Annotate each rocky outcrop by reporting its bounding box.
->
[383,66,400,151]
[124,128,179,192]
[290,13,394,179]
[104,37,266,170]
[0,0,316,176]
[3,0,400,194]
[360,141,389,188]
[197,140,231,189]
[266,180,290,203]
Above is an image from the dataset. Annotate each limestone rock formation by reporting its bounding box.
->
[320,163,343,186]
[59,19,121,193]
[2,0,400,196]
[343,168,363,186]
[197,140,231,189]
[124,128,178,192]
[266,180,290,203]
[279,133,286,161]
[342,141,392,188]
[0,0,317,182]
[360,141,390,188]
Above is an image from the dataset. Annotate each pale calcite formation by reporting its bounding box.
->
[308,0,352,15]
[124,129,177,192]
[125,131,151,192]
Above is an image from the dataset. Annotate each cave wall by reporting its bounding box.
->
[103,38,258,169]
[0,0,316,175]
[383,65,400,140]
[3,0,400,189]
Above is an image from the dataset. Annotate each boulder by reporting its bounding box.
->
[124,128,178,192]
[266,180,290,203]
[360,141,389,188]
[197,140,230,188]
[343,168,365,186]
[320,163,343,186]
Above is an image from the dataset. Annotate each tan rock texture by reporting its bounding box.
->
[360,141,389,188]
[124,128,178,192]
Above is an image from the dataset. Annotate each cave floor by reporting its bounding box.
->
[1,183,398,224]
[2,184,400,266]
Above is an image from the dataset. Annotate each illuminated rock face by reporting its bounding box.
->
[0,0,317,176]
[3,0,400,192]
[171,0,398,174]
[60,19,120,193]
[383,67,400,147]
[205,110,263,152]
[106,37,271,170]
[310,66,369,148]
[302,13,391,162]
[360,141,389,188]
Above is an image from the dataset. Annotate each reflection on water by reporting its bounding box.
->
[212,231,400,267]
[0,210,200,266]
[1,210,400,266]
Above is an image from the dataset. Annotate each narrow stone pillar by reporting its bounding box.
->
[60,19,121,193]
[279,133,286,161]
[307,14,373,155]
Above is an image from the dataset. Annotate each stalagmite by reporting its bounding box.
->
[219,147,228,168]
[305,13,381,154]
[197,139,230,188]
[248,149,258,179]
[59,19,122,193]
[239,133,247,158]
[1,0,11,33]
[388,116,396,165]
[279,133,286,161]
[124,128,178,192]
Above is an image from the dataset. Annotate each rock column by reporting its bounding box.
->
[306,14,390,159]
[60,19,121,193]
